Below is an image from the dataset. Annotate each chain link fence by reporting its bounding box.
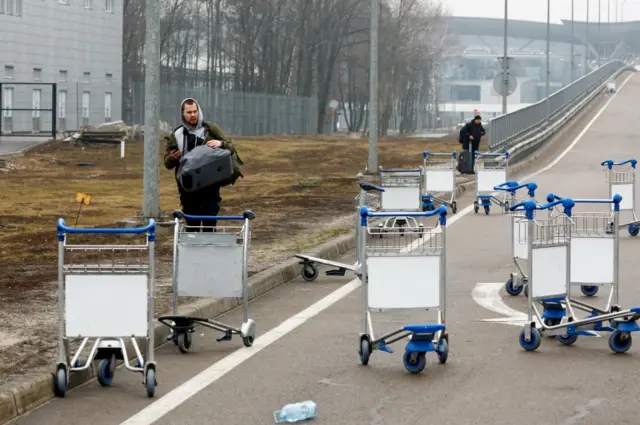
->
[488,60,628,152]
[123,82,319,136]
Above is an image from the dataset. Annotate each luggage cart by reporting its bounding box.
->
[547,193,616,298]
[377,167,424,236]
[358,206,449,374]
[510,197,640,354]
[53,219,158,398]
[601,159,639,236]
[157,210,257,353]
[473,152,510,215]
[421,151,458,214]
[493,181,539,296]
[295,176,385,282]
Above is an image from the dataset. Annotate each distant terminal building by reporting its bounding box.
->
[439,16,640,125]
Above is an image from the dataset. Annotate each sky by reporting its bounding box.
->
[442,0,640,24]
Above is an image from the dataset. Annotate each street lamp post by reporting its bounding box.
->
[546,0,550,122]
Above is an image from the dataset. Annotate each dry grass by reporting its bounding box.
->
[0,132,482,380]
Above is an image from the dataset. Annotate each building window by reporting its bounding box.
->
[2,0,22,16]
[59,0,68,4]
[82,91,91,125]
[83,72,91,83]
[106,73,113,84]
[104,92,112,121]
[4,65,14,79]
[59,70,68,82]
[32,89,41,118]
[2,87,13,118]
[105,0,112,13]
[58,91,67,119]
[84,0,91,8]
[33,68,42,81]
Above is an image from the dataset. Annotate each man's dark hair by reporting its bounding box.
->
[181,99,197,113]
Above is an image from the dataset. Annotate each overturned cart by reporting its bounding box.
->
[295,178,385,282]
[158,210,257,353]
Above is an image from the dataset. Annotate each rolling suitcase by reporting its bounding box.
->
[177,145,233,192]
[458,145,474,174]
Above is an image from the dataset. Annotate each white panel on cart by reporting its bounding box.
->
[531,246,568,298]
[570,237,614,284]
[177,233,243,298]
[425,169,454,192]
[611,183,634,211]
[367,255,440,309]
[381,187,421,211]
[65,274,148,337]
[513,215,528,260]
[477,170,507,193]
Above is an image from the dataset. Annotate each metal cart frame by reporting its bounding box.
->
[601,159,639,236]
[473,152,510,215]
[358,206,449,374]
[510,197,640,354]
[377,167,425,235]
[157,210,257,353]
[295,176,385,282]
[421,151,458,214]
[53,218,158,398]
[493,181,538,297]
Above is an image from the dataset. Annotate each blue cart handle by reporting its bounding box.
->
[601,159,637,169]
[360,205,447,225]
[474,151,509,159]
[493,181,537,197]
[423,151,456,160]
[510,198,575,219]
[173,209,256,221]
[57,218,156,238]
[546,193,622,213]
[359,182,385,192]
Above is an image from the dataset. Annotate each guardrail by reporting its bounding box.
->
[488,60,630,153]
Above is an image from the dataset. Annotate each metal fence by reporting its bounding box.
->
[124,82,319,136]
[488,60,628,152]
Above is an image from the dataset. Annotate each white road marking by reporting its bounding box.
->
[471,282,532,327]
[118,73,635,425]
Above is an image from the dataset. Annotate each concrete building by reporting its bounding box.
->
[0,0,123,135]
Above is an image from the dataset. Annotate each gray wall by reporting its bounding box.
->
[0,0,123,134]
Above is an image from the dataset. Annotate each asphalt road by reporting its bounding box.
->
[0,136,49,156]
[10,73,640,425]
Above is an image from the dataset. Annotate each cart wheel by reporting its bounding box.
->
[54,367,68,397]
[359,336,371,366]
[177,331,192,353]
[505,278,523,296]
[544,318,561,338]
[437,338,448,364]
[581,285,599,297]
[403,351,426,374]
[242,335,254,347]
[629,224,639,237]
[556,333,578,346]
[301,264,319,282]
[97,358,114,386]
[519,327,542,352]
[145,368,156,398]
[473,202,479,214]
[609,330,633,354]
[451,202,458,214]
[484,205,490,215]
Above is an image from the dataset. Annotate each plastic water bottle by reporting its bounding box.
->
[273,400,317,423]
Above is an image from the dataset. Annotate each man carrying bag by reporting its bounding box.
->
[457,115,486,175]
[163,98,244,231]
